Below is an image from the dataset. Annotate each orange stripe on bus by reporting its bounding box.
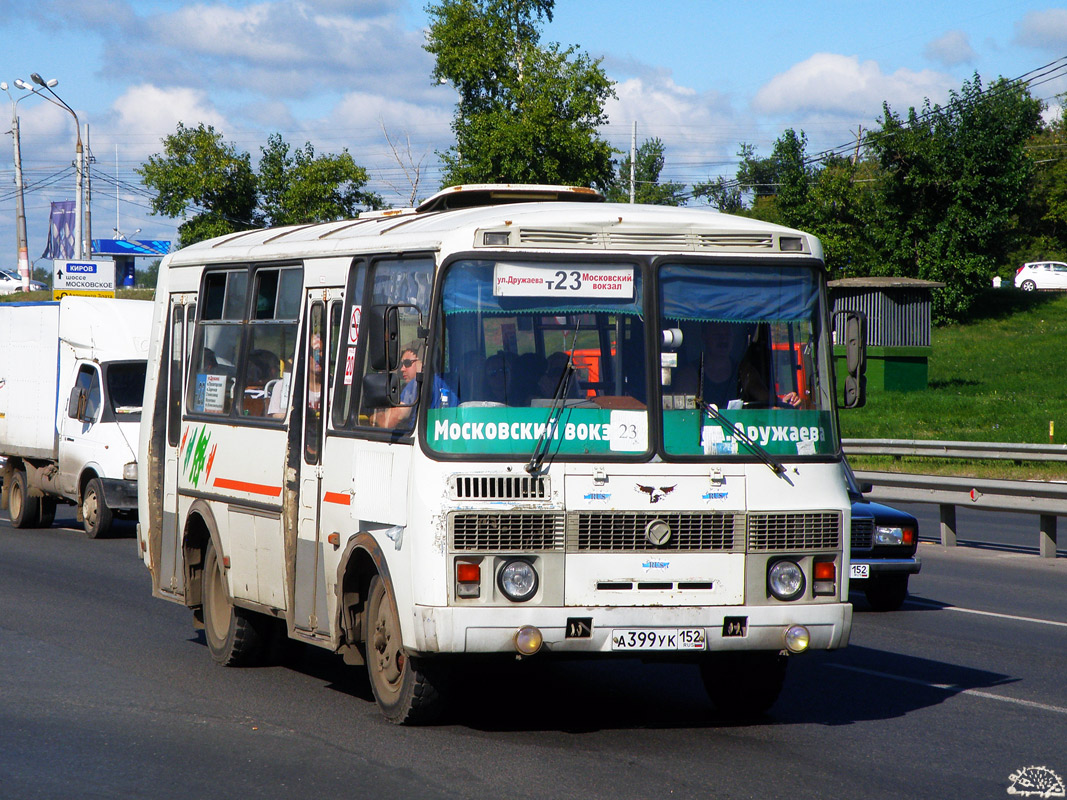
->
[323,491,351,505]
[213,477,282,497]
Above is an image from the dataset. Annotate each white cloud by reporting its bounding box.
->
[1014,9,1067,51]
[752,53,955,119]
[924,30,976,67]
[108,85,231,158]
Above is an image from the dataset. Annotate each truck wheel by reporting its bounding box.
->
[8,470,40,529]
[82,478,114,539]
[202,541,266,667]
[36,498,57,528]
[700,651,788,718]
[864,574,909,612]
[366,575,441,724]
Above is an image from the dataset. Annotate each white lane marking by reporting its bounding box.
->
[905,598,1067,629]
[830,664,1067,716]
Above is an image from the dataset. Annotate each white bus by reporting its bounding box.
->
[138,184,865,723]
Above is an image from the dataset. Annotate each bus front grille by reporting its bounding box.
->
[747,512,841,552]
[450,512,565,551]
[449,474,550,500]
[567,512,742,552]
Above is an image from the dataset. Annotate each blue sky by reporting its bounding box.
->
[1,0,1066,265]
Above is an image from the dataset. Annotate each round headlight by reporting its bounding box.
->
[768,560,805,600]
[498,559,538,602]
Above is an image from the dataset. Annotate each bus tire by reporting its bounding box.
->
[202,541,266,667]
[82,478,114,539]
[700,651,788,718]
[9,470,39,529]
[37,497,57,528]
[864,574,909,612]
[366,575,441,725]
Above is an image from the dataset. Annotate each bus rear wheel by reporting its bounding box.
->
[8,470,39,529]
[700,651,788,718]
[366,575,441,724]
[202,541,267,667]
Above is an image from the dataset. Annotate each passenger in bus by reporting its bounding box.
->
[537,351,583,400]
[242,348,280,416]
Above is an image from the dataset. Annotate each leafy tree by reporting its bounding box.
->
[140,127,383,247]
[138,122,258,247]
[258,133,383,227]
[1012,100,1067,269]
[691,175,744,213]
[868,75,1043,320]
[605,138,685,204]
[425,0,616,191]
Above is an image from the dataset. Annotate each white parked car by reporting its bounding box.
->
[0,269,46,294]
[1015,261,1067,291]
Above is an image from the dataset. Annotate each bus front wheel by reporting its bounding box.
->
[202,541,267,667]
[700,651,788,718]
[366,575,441,724]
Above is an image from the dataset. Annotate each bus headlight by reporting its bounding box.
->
[768,560,805,601]
[498,559,538,602]
[123,462,138,481]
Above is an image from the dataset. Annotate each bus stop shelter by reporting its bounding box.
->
[829,276,944,392]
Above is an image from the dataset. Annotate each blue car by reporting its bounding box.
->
[845,460,921,611]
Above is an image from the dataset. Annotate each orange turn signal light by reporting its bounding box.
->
[456,562,481,583]
[814,561,836,581]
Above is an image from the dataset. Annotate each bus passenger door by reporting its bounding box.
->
[160,298,193,597]
[294,293,335,636]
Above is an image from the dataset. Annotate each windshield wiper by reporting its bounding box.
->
[526,322,580,475]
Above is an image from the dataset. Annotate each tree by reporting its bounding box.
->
[604,138,685,205]
[1013,100,1067,268]
[425,0,616,191]
[141,126,383,247]
[138,122,258,247]
[258,133,383,227]
[868,75,1043,320]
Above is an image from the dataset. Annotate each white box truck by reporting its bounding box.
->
[0,296,153,537]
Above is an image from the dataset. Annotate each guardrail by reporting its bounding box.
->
[844,439,1064,559]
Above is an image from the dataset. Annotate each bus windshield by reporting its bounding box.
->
[426,259,649,458]
[658,262,837,457]
[424,258,838,460]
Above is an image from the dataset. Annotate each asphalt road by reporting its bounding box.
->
[2,507,1066,800]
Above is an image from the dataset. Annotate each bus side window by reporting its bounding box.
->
[355,258,433,429]
[238,266,302,418]
[189,270,245,416]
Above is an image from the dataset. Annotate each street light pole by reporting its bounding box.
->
[30,73,84,260]
[2,78,41,291]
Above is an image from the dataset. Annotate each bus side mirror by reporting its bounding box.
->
[835,310,867,409]
[365,305,400,372]
[362,371,401,408]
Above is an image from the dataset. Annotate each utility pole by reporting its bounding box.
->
[84,122,93,258]
[851,125,864,166]
[629,121,636,204]
[2,79,36,290]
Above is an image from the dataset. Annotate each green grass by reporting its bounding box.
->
[841,288,1067,478]
[0,289,155,303]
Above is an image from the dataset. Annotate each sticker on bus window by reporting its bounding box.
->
[348,305,362,345]
[344,346,357,386]
[201,374,227,412]
[493,264,634,299]
[609,410,647,451]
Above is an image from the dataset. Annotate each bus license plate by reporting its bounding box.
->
[611,628,706,651]
[850,564,869,580]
